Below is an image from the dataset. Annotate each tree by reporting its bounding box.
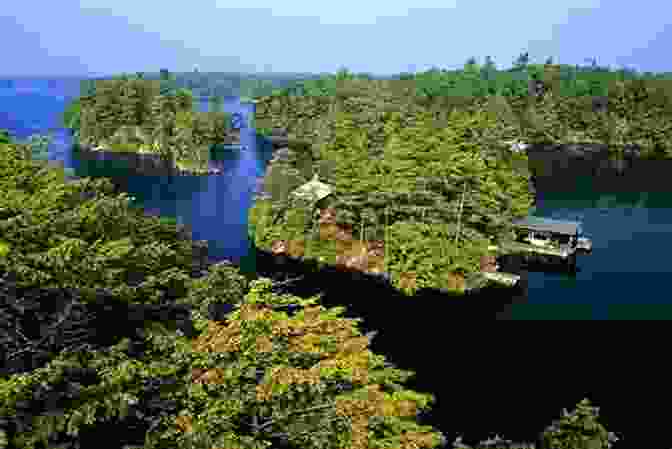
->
[0,142,449,449]
[584,57,598,70]
[175,88,196,112]
[480,56,498,92]
[482,56,496,72]
[160,69,176,96]
[513,52,530,70]
[23,133,54,161]
[541,399,619,449]
[464,57,481,80]
[208,94,224,113]
[0,128,11,144]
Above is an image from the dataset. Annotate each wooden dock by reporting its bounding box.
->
[488,241,574,259]
[465,270,521,292]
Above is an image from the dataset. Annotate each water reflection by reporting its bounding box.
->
[66,98,270,269]
[515,146,672,319]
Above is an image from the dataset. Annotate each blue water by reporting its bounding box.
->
[6,77,672,445]
[0,78,272,275]
[5,77,672,320]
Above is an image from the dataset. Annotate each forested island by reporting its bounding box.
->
[248,57,672,295]
[5,54,668,448]
[63,72,241,175]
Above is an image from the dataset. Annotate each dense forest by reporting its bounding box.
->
[79,69,327,102]
[63,72,243,174]
[4,54,660,448]
[247,55,672,294]
[1,116,617,449]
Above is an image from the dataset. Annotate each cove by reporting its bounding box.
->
[501,146,672,320]
[69,97,270,277]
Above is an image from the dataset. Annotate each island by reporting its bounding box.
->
[63,73,241,175]
[248,64,672,295]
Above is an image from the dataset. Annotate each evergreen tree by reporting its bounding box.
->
[119,76,140,127]
[541,399,618,449]
[208,94,224,113]
[513,52,530,71]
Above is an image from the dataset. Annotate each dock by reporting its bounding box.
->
[465,270,521,292]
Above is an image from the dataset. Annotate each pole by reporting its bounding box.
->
[454,182,467,258]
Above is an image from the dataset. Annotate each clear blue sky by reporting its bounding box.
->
[2,1,670,77]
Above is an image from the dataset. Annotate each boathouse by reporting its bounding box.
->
[512,216,582,245]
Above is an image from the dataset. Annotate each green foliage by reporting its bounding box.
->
[0,144,202,300]
[0,240,10,258]
[19,133,53,161]
[450,399,618,449]
[62,98,82,131]
[0,134,451,449]
[0,129,12,144]
[251,83,534,294]
[541,399,618,449]
[0,68,630,449]
[249,59,672,292]
[65,74,239,173]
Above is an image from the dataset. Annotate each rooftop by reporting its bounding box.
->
[511,216,583,236]
[291,173,333,202]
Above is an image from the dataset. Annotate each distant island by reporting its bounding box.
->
[63,72,242,175]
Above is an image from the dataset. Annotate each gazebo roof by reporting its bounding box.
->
[291,173,333,202]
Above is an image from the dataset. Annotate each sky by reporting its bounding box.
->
[2,1,671,77]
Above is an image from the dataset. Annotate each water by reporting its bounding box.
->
[0,77,273,277]
[3,78,672,443]
[502,150,672,320]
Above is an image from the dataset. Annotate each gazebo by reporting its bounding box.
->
[291,173,333,204]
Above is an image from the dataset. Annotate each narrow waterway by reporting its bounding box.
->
[71,96,271,277]
[1,79,271,277]
[6,79,672,318]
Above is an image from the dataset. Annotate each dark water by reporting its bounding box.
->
[503,150,672,320]
[3,78,672,444]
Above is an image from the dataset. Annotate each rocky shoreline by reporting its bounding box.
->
[77,143,226,176]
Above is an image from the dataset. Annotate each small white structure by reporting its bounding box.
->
[291,173,333,203]
[507,141,530,153]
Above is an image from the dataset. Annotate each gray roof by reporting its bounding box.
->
[511,216,582,236]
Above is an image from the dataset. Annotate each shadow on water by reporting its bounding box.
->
[5,79,669,447]
[221,241,541,444]
[520,143,672,320]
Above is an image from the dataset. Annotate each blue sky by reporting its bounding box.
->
[2,1,670,77]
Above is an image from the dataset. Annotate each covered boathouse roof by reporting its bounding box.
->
[511,216,583,236]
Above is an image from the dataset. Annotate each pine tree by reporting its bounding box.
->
[541,399,618,449]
